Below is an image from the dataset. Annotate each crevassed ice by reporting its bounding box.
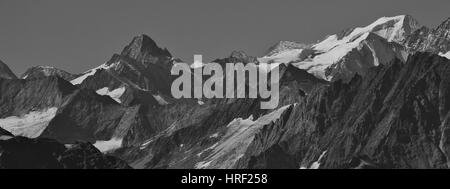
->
[0,107,58,138]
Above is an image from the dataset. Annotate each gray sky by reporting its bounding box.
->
[1,0,449,75]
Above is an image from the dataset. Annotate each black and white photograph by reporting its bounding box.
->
[0,0,449,186]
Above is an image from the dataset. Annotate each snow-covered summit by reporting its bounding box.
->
[313,15,420,51]
[260,15,418,81]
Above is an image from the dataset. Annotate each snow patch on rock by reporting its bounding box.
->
[439,51,450,59]
[196,104,292,169]
[153,94,169,105]
[310,150,327,169]
[93,137,123,153]
[0,108,58,138]
[70,63,116,85]
[259,49,303,64]
[96,87,126,103]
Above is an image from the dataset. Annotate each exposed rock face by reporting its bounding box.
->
[71,34,173,106]
[237,52,450,169]
[120,34,172,66]
[0,128,12,136]
[0,135,131,169]
[212,50,259,64]
[0,15,449,170]
[21,66,78,81]
[114,52,449,169]
[112,62,328,169]
[0,60,17,79]
[323,33,407,82]
[404,17,450,54]
[0,76,154,148]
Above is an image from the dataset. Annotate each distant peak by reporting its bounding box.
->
[230,50,249,59]
[0,59,18,79]
[120,34,172,63]
[33,65,56,69]
[132,34,158,48]
[212,50,258,64]
[436,17,450,30]
[265,41,310,56]
[332,14,421,43]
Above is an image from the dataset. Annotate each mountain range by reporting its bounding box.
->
[0,14,449,169]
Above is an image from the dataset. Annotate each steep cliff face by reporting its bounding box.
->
[71,34,173,106]
[112,62,328,169]
[237,52,450,169]
[0,14,449,169]
[323,33,407,82]
[120,34,172,65]
[0,60,17,79]
[114,52,449,169]
[0,76,154,150]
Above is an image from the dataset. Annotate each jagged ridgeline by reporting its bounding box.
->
[0,14,449,169]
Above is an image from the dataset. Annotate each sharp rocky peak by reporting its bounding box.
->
[0,59,18,79]
[120,34,172,64]
[436,17,450,30]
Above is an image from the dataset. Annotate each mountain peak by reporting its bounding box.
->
[369,15,421,42]
[265,41,311,56]
[21,66,77,81]
[130,34,158,49]
[330,15,421,44]
[120,34,172,64]
[0,59,18,79]
[230,50,249,59]
[436,17,450,30]
[212,50,258,64]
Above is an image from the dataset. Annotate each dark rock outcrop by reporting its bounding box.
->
[120,34,172,66]
[0,136,131,169]
[74,34,174,106]
[0,76,154,147]
[113,62,328,168]
[236,52,450,169]
[114,52,450,169]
